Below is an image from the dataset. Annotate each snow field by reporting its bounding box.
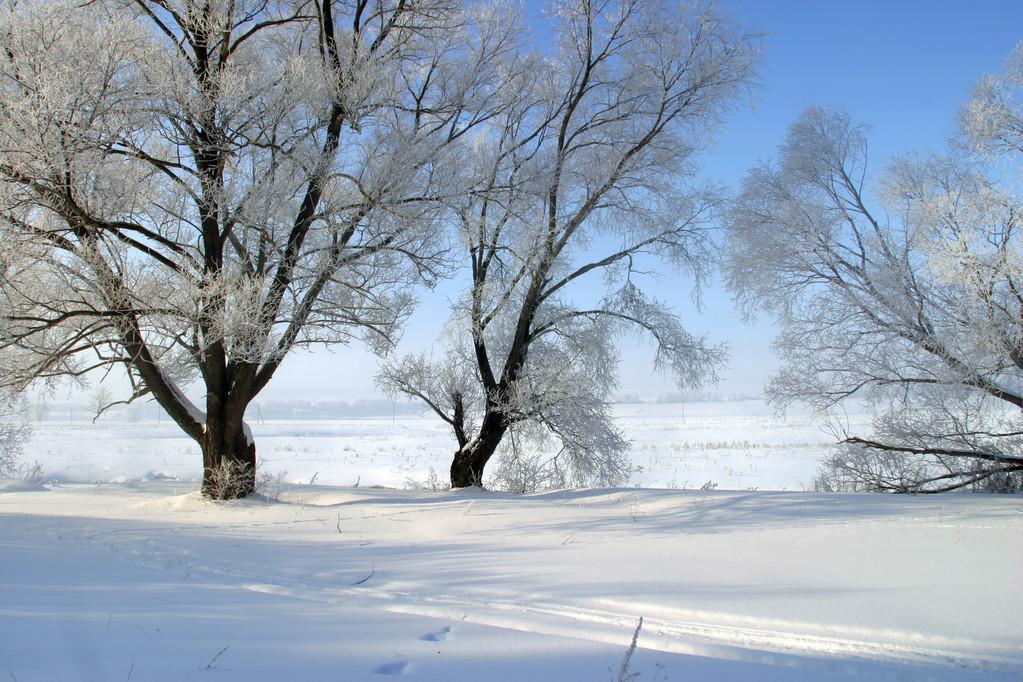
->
[4,400,1018,680]
[1,481,1020,681]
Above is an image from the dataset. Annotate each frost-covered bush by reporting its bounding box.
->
[0,392,33,479]
[206,459,288,501]
[255,463,288,502]
[404,467,448,492]
[487,449,563,494]
[204,460,255,501]
[486,431,636,494]
[812,444,939,493]
[813,442,1023,494]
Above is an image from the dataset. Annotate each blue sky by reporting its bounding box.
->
[262,1,1023,403]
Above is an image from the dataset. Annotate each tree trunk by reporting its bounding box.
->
[450,418,507,488]
[200,419,256,499]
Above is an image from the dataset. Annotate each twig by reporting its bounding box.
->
[613,617,643,682]
[203,646,229,670]
[352,564,376,586]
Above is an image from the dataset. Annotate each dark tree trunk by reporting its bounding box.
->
[200,417,256,499]
[450,416,507,488]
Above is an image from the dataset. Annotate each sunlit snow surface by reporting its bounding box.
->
[3,400,1020,681]
[2,483,1021,681]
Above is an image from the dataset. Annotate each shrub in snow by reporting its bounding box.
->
[204,458,286,501]
[255,463,288,502]
[404,467,448,492]
[486,433,636,494]
[814,443,1022,494]
[0,392,34,480]
[204,459,256,501]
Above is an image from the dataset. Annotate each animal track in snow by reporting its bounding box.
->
[373,660,410,675]
[420,626,451,642]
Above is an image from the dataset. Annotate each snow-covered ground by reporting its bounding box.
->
[27,400,869,490]
[3,400,1019,681]
[1,482,1020,681]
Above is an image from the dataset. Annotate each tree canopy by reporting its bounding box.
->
[725,84,1023,492]
[0,0,515,496]
[381,0,756,489]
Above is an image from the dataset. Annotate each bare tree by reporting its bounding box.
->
[381,0,756,489]
[0,0,516,497]
[725,83,1023,492]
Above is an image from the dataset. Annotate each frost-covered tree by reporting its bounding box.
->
[0,0,516,497]
[726,87,1023,492]
[962,43,1023,157]
[381,0,756,489]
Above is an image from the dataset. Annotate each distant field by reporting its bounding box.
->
[26,400,871,491]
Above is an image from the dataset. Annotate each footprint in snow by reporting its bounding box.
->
[373,660,410,676]
[420,626,451,642]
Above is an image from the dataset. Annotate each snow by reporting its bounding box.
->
[27,399,869,490]
[1,483,1019,680]
[158,365,207,426]
[2,401,1019,680]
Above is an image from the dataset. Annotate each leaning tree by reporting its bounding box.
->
[381,0,757,489]
[725,93,1023,492]
[0,0,516,497]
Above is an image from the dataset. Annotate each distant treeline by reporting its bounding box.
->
[618,392,761,404]
[247,400,425,420]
